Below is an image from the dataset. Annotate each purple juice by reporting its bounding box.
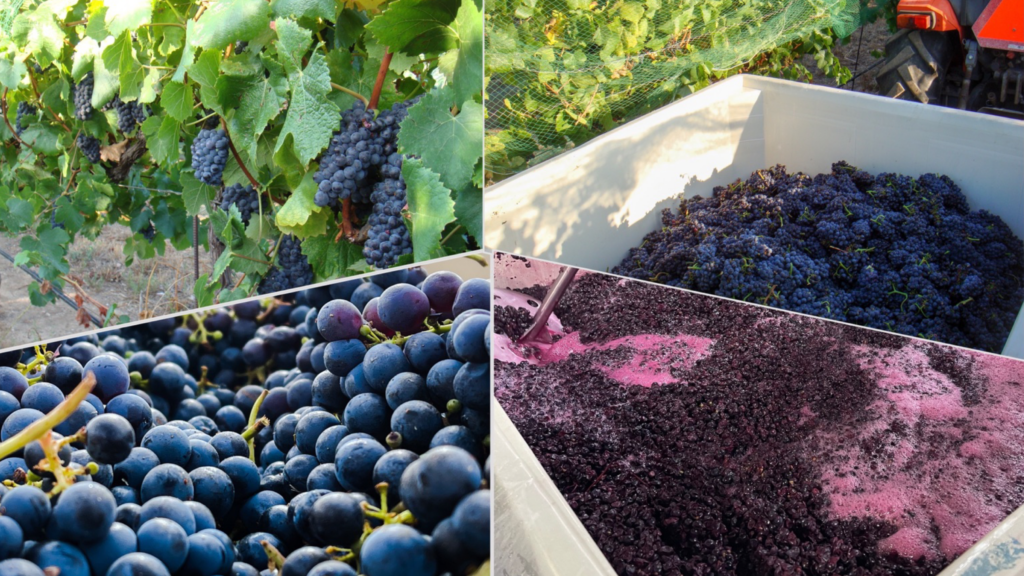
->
[494,254,1024,576]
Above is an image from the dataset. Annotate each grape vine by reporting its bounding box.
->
[0,0,483,326]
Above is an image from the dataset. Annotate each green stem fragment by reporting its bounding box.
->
[242,417,270,441]
[260,540,286,570]
[0,374,96,460]
[246,390,269,462]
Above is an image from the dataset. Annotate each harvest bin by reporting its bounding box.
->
[484,75,1024,359]
[492,257,1024,576]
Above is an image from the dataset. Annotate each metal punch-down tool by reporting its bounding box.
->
[517,266,579,344]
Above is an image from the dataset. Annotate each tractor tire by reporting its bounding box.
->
[876,29,956,105]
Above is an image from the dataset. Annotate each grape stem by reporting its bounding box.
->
[246,389,269,462]
[260,540,286,570]
[219,117,264,194]
[368,48,394,110]
[241,416,270,441]
[0,373,96,460]
[331,83,369,107]
[186,311,223,344]
[439,225,462,246]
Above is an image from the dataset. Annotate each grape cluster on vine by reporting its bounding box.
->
[0,270,491,576]
[190,127,230,188]
[364,154,413,269]
[258,235,314,295]
[221,183,263,225]
[76,134,100,164]
[312,99,420,208]
[111,97,147,134]
[73,73,94,121]
[15,102,35,135]
[612,162,1024,352]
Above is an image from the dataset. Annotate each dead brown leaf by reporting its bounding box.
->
[100,139,130,163]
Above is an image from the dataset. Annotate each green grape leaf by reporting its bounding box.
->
[161,82,194,122]
[90,37,119,106]
[139,68,161,104]
[246,214,277,243]
[366,0,461,56]
[275,172,329,238]
[272,140,306,189]
[1,198,35,232]
[271,0,335,21]
[11,7,65,64]
[28,283,57,307]
[54,197,86,232]
[190,49,222,88]
[194,274,219,307]
[102,30,144,101]
[274,18,312,74]
[274,23,338,166]
[397,89,482,191]
[209,203,272,276]
[19,228,71,279]
[367,40,418,75]
[224,57,288,162]
[303,235,366,280]
[333,9,367,49]
[191,50,228,116]
[442,0,482,104]
[217,286,251,303]
[230,236,273,275]
[104,0,153,38]
[19,125,62,156]
[0,58,27,90]
[151,200,180,238]
[347,260,373,274]
[210,206,246,251]
[154,4,186,56]
[182,172,218,217]
[453,183,482,242]
[141,115,181,167]
[403,158,455,261]
[85,5,110,40]
[173,19,198,83]
[193,0,272,50]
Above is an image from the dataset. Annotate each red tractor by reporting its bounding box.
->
[877,0,1024,118]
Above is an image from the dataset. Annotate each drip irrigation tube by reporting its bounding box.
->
[0,247,104,328]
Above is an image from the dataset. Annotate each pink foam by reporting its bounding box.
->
[880,527,933,560]
[493,289,715,386]
[816,344,1024,560]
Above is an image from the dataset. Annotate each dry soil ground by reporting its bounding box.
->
[0,226,212,349]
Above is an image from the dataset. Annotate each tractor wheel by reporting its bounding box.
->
[876,29,956,105]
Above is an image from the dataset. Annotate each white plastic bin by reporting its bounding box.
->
[484,75,1024,358]
[492,253,1024,576]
